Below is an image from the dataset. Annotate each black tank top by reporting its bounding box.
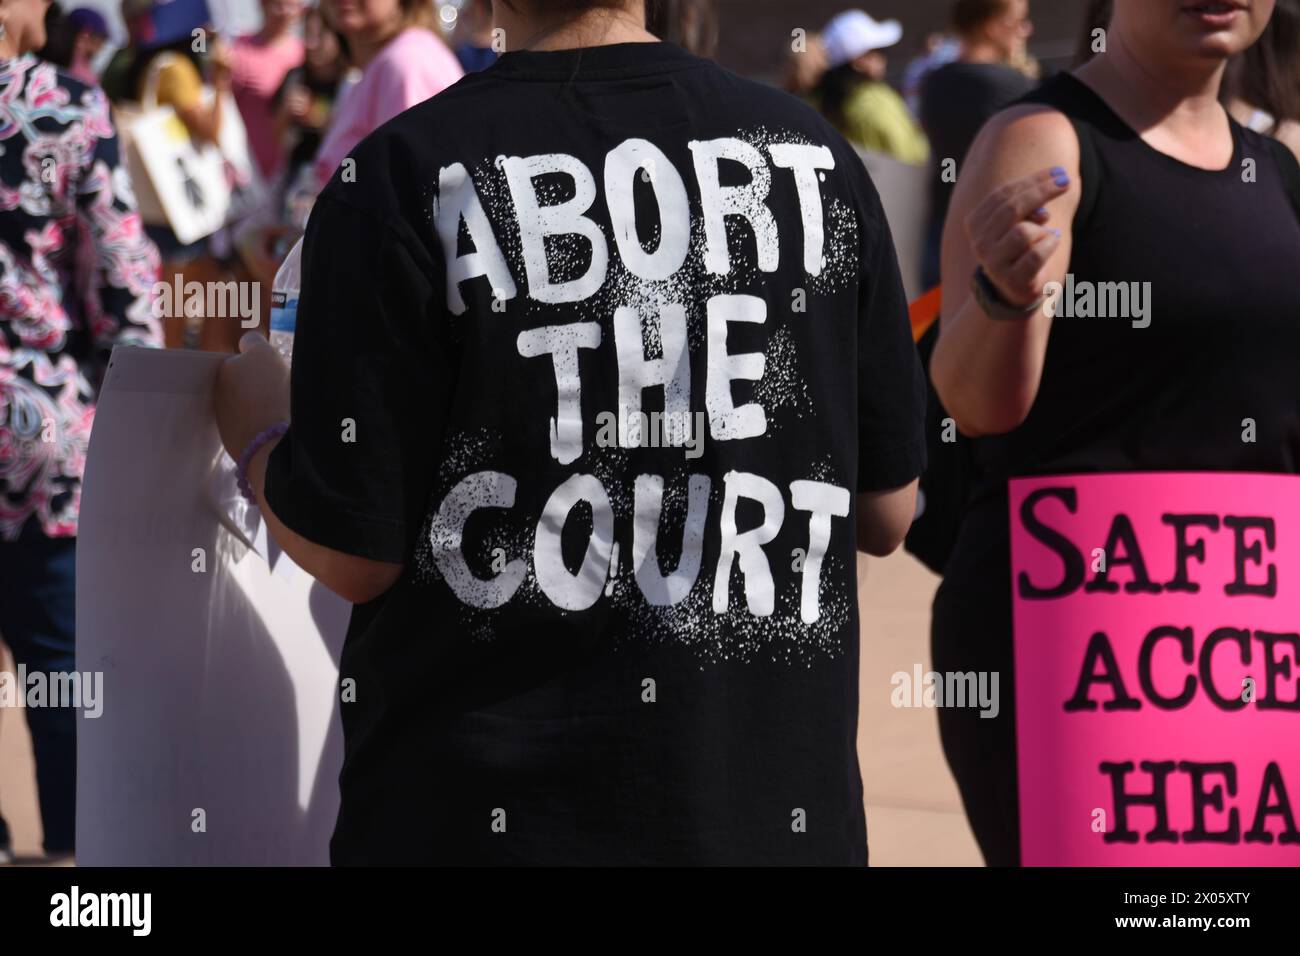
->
[947,72,1300,587]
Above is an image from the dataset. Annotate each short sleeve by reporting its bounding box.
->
[263,195,454,564]
[367,42,461,133]
[370,61,420,127]
[155,57,203,111]
[851,165,928,492]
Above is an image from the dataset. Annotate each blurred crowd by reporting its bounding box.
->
[38,0,473,350]
[22,0,729,350]
[785,0,1300,288]
[23,0,1300,351]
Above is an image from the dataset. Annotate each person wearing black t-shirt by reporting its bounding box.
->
[930,0,1300,865]
[919,0,1036,290]
[212,0,927,865]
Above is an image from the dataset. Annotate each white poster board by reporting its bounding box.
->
[76,346,349,865]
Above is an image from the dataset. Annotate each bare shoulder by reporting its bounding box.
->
[950,103,1084,228]
[968,103,1081,177]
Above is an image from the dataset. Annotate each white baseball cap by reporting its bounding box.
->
[821,10,905,69]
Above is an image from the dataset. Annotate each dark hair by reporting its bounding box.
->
[815,62,865,134]
[647,0,715,55]
[39,3,78,69]
[1228,0,1300,130]
[951,0,1015,37]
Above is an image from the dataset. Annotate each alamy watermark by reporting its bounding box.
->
[891,664,1000,719]
[50,886,150,936]
[1044,274,1152,329]
[151,275,261,328]
[594,407,706,460]
[0,665,103,718]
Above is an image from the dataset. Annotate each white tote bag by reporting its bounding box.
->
[212,75,267,229]
[120,53,233,246]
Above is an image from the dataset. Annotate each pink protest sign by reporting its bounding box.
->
[1009,473,1300,866]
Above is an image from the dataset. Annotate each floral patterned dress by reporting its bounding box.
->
[0,54,161,541]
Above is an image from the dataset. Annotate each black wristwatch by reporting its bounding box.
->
[970,266,1045,321]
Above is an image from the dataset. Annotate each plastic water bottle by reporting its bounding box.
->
[270,238,303,364]
[285,164,318,231]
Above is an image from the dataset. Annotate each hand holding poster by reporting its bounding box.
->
[1010,473,1300,866]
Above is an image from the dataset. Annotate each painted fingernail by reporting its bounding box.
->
[1050,166,1067,178]
[1035,207,1048,218]
[1054,173,1070,188]
[1050,228,1062,237]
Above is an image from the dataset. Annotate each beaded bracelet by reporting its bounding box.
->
[236,422,290,503]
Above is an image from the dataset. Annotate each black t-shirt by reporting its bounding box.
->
[265,41,926,865]
[920,61,1035,229]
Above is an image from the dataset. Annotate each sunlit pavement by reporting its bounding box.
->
[0,550,979,866]
[0,644,53,865]
[858,551,982,866]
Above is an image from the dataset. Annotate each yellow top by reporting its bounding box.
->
[838,82,929,166]
[149,54,203,112]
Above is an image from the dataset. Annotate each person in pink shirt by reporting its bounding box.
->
[313,0,464,188]
[231,0,306,180]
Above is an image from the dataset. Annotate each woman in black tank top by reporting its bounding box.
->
[928,0,1300,865]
